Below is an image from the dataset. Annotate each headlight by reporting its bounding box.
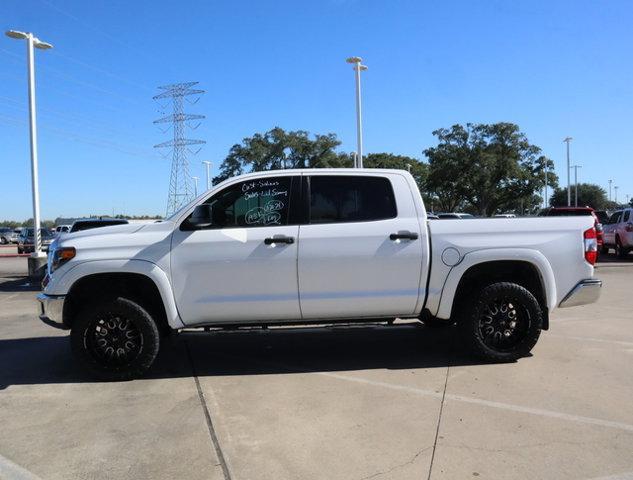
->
[51,247,76,272]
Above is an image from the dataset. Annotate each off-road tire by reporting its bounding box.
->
[459,282,542,362]
[71,297,160,381]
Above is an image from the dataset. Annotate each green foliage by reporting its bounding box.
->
[424,123,558,216]
[549,183,609,209]
[213,127,345,184]
[0,220,21,229]
[19,218,55,229]
[364,153,428,192]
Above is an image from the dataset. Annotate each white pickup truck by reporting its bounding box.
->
[38,169,602,380]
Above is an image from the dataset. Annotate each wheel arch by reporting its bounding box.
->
[436,250,556,329]
[58,260,184,331]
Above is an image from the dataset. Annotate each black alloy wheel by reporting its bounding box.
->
[71,297,160,381]
[459,282,542,362]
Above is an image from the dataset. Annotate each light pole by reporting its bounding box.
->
[192,176,199,197]
[571,165,582,207]
[346,57,367,168]
[563,137,572,206]
[615,186,619,204]
[608,179,613,202]
[202,161,212,190]
[542,157,549,207]
[5,30,52,278]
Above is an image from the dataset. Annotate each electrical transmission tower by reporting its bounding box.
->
[153,82,206,216]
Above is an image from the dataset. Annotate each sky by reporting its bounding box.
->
[1,0,632,220]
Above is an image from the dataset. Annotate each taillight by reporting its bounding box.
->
[584,227,597,265]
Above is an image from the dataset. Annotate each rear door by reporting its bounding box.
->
[621,209,633,247]
[297,173,425,319]
[604,211,622,245]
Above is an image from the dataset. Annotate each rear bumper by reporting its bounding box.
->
[559,279,602,308]
[37,293,68,330]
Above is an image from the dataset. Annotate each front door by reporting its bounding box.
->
[171,175,301,325]
[298,173,425,319]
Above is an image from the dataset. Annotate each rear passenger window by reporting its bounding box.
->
[624,211,631,222]
[609,212,622,224]
[309,176,397,224]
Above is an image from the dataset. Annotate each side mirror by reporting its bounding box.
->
[190,204,213,228]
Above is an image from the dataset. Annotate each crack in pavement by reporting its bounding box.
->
[185,340,233,480]
[359,446,432,480]
[426,363,450,480]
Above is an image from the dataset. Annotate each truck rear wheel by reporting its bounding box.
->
[70,297,160,381]
[615,238,628,259]
[459,282,542,362]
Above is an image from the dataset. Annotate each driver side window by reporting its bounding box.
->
[183,176,293,229]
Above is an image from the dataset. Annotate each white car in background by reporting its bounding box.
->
[602,208,633,258]
[55,225,72,236]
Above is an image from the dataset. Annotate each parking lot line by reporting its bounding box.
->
[0,453,42,480]
[317,372,633,434]
[210,350,633,436]
[586,472,633,480]
[548,334,633,348]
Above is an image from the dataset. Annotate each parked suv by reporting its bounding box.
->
[538,207,604,249]
[0,227,19,245]
[17,228,55,254]
[602,209,633,258]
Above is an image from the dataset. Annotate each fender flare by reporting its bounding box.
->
[435,248,557,319]
[53,259,184,329]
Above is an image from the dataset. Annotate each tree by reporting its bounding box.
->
[550,183,609,209]
[364,153,427,192]
[213,127,345,184]
[424,123,557,216]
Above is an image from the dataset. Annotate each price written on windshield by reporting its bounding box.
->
[245,199,285,225]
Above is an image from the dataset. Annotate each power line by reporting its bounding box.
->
[37,0,177,78]
[48,50,154,92]
[0,95,140,138]
[1,47,142,104]
[0,113,159,159]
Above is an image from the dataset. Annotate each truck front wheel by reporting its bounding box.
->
[70,297,160,381]
[459,282,542,362]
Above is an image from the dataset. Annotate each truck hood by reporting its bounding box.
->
[64,223,147,240]
[55,221,175,273]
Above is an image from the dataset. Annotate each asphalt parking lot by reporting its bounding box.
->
[1,253,632,480]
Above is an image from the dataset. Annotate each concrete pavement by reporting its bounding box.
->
[0,257,632,479]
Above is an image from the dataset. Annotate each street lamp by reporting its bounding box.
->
[5,30,53,278]
[202,161,212,191]
[346,56,368,168]
[192,176,199,197]
[608,179,613,202]
[563,137,572,206]
[614,186,619,204]
[542,157,550,207]
[571,165,582,207]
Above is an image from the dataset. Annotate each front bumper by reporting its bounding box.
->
[37,293,69,330]
[559,279,602,308]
